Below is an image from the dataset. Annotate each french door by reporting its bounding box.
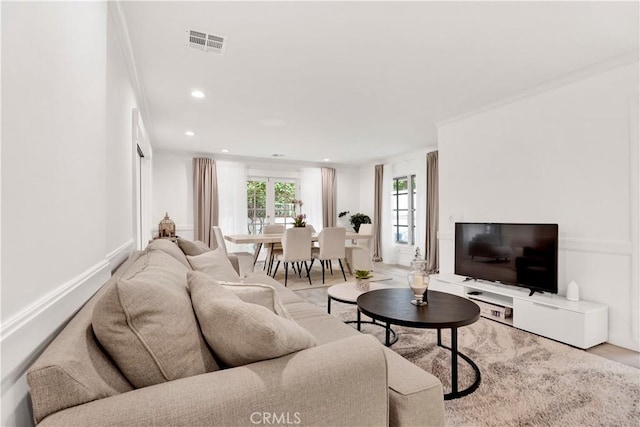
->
[247,177,298,234]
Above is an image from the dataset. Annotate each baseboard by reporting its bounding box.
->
[106,238,135,272]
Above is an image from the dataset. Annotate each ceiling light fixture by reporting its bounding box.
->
[272,153,286,157]
[221,149,230,153]
[323,158,331,162]
[191,90,205,98]
[185,130,195,136]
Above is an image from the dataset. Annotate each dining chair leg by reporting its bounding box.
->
[329,260,333,275]
[321,260,325,284]
[272,260,280,278]
[304,261,312,285]
[338,259,347,281]
[284,262,289,287]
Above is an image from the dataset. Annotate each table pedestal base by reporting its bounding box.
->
[437,329,481,400]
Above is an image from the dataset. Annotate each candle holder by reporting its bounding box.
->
[407,248,429,306]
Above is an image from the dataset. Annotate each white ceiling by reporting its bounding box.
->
[121,1,639,165]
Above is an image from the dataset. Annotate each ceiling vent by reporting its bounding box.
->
[186,30,227,54]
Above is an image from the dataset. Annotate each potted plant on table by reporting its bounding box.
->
[349,213,372,233]
[355,269,373,291]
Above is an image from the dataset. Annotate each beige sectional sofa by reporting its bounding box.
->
[27,239,445,426]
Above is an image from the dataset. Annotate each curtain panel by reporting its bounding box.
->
[321,167,337,228]
[193,158,218,247]
[425,151,439,273]
[300,168,323,231]
[373,164,384,262]
[216,161,249,252]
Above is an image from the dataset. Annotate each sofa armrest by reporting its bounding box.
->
[38,335,389,427]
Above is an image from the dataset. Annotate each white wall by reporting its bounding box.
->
[336,167,361,229]
[438,61,639,351]
[1,2,144,425]
[152,151,194,239]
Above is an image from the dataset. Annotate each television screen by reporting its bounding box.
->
[454,223,558,295]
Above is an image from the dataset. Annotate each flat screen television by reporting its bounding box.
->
[454,223,558,296]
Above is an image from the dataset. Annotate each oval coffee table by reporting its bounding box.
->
[327,281,398,345]
[357,288,481,400]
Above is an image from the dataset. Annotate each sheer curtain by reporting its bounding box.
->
[373,164,384,262]
[299,168,323,231]
[193,158,218,247]
[425,151,439,273]
[321,167,337,228]
[216,160,249,252]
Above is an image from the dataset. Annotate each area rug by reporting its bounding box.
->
[327,303,640,427]
[258,261,391,290]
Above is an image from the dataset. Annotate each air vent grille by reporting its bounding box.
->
[186,30,226,54]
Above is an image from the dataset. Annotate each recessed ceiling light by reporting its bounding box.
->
[221,149,229,153]
[185,130,195,136]
[272,153,286,157]
[323,158,331,162]
[191,90,205,98]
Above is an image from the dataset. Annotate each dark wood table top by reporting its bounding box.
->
[357,288,480,329]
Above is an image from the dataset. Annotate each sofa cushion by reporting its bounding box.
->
[187,248,241,281]
[188,272,292,319]
[92,250,218,389]
[177,238,211,257]
[146,238,191,269]
[189,276,316,367]
[221,282,292,319]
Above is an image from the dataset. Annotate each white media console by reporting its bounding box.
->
[431,274,608,349]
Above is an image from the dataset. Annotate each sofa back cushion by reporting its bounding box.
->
[27,252,143,424]
[92,249,219,389]
[146,238,191,269]
[177,237,211,256]
[187,247,241,282]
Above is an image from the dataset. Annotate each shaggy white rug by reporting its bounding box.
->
[328,303,640,427]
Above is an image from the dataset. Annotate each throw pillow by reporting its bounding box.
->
[189,277,316,367]
[187,272,291,319]
[221,282,293,319]
[187,247,241,282]
[93,250,219,388]
[177,238,211,257]
[146,238,191,269]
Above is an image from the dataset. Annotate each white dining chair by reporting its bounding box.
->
[271,227,313,286]
[212,226,255,277]
[262,224,285,274]
[311,227,347,283]
[345,223,374,274]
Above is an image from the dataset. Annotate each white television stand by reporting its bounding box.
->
[431,274,608,349]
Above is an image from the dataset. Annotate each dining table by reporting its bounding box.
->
[224,231,372,266]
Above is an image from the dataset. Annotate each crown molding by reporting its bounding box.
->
[436,49,639,128]
[108,1,153,136]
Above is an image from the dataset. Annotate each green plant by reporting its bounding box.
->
[338,211,350,218]
[349,213,372,232]
[354,270,373,280]
[292,213,306,227]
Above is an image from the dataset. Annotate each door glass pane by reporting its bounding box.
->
[273,181,296,227]
[247,180,266,234]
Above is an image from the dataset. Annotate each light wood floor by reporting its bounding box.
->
[293,262,640,369]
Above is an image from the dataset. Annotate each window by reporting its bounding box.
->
[392,175,416,244]
[247,178,298,234]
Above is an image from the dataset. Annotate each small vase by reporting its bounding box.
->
[356,278,370,291]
